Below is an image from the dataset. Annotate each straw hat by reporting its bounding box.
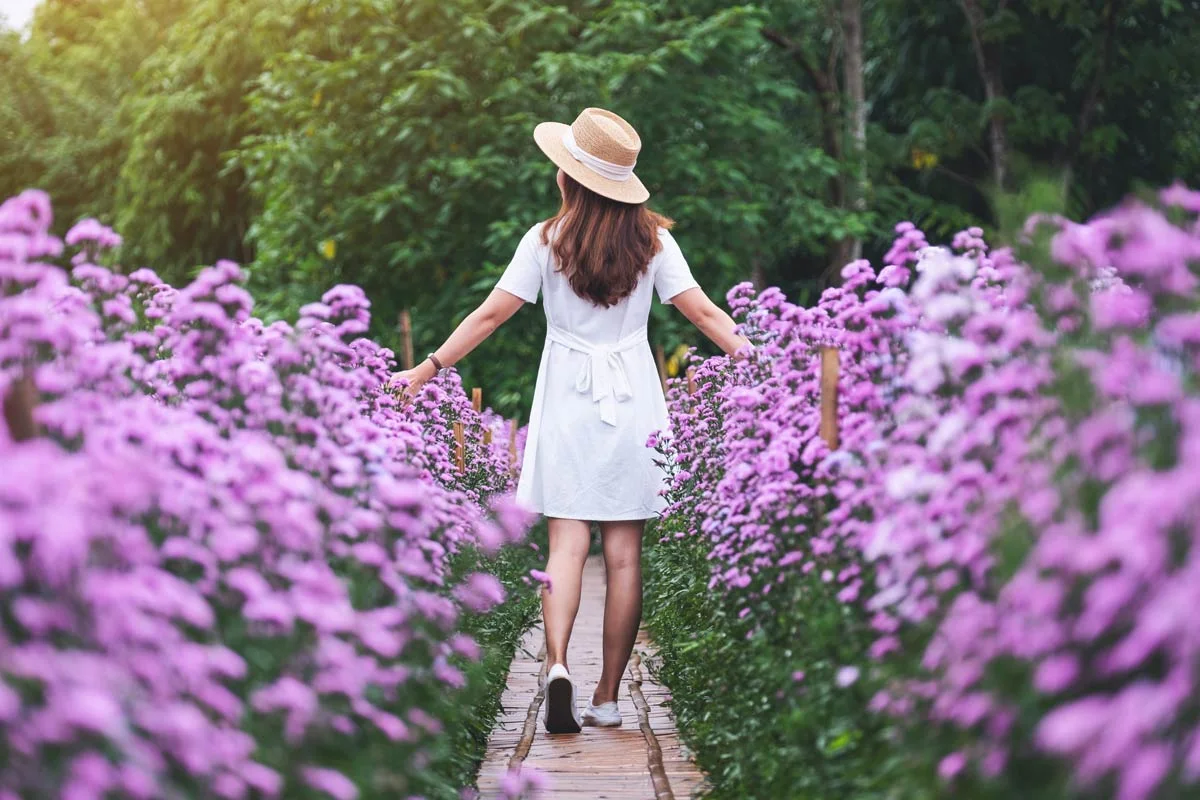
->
[533,108,650,204]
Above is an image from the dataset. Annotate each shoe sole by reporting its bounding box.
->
[544,676,581,734]
[582,717,622,728]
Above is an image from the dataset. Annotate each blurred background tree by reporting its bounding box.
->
[2,0,1198,417]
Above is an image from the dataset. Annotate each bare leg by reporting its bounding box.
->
[592,519,645,705]
[542,517,591,670]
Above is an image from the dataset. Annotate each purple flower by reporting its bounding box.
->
[498,766,550,800]
[454,572,506,612]
[300,767,358,800]
[0,190,533,798]
[529,569,553,593]
[937,751,966,780]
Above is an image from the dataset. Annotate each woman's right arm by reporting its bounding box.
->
[669,288,750,356]
[391,288,526,395]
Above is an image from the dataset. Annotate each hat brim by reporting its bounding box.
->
[534,121,650,205]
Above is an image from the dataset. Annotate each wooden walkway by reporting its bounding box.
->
[477,556,705,799]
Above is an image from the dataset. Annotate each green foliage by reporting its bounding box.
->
[642,493,1085,800]
[0,0,190,229]
[113,0,296,281]
[870,0,1200,221]
[416,528,546,797]
[235,0,842,417]
[643,516,905,799]
[3,0,1198,418]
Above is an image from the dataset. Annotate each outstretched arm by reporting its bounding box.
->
[392,289,527,394]
[669,287,751,356]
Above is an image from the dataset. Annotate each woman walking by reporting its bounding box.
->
[394,108,748,733]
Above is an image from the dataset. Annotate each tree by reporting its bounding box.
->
[761,0,876,283]
[842,0,867,262]
[237,0,845,415]
[0,0,192,231]
[113,0,294,281]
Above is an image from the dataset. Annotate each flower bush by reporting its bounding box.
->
[0,190,540,799]
[646,184,1200,799]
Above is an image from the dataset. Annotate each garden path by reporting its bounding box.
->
[476,556,705,799]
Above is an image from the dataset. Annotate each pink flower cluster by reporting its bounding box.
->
[0,190,532,798]
[657,183,1200,798]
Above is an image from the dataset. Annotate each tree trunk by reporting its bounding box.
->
[1061,0,1121,199]
[751,257,767,291]
[841,0,866,263]
[959,0,1009,191]
[761,26,849,285]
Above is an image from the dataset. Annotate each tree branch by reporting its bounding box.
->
[761,27,833,96]
[958,0,1009,189]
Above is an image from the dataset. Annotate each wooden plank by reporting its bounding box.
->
[476,557,706,797]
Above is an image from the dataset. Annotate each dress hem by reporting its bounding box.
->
[522,505,665,523]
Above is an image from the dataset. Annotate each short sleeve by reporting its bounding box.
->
[654,231,700,305]
[495,225,543,304]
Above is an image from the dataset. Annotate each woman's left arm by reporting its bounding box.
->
[391,289,527,394]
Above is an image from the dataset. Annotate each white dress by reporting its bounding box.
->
[495,223,699,521]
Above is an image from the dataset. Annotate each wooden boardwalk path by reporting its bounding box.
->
[477,556,705,799]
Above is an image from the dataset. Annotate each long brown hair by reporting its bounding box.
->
[541,172,674,307]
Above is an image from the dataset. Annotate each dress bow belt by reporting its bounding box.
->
[545,324,647,427]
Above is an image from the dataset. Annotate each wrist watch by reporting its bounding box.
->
[427,352,449,376]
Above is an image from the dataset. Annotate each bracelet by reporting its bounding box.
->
[427,353,445,372]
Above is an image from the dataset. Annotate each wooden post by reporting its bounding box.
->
[686,366,696,396]
[472,387,482,414]
[508,418,519,474]
[818,347,840,450]
[453,421,465,473]
[398,309,414,371]
[483,428,493,446]
[3,374,39,443]
[654,344,668,394]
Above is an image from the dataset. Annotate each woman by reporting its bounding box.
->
[394,108,748,733]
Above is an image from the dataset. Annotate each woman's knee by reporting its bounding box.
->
[604,551,641,574]
[601,540,642,573]
[548,519,592,562]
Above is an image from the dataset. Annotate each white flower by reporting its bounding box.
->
[835,666,861,687]
[924,292,974,324]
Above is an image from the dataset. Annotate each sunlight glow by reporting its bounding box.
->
[0,0,42,31]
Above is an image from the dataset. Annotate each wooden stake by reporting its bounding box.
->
[654,344,668,394]
[483,428,493,446]
[818,347,840,450]
[3,374,39,442]
[508,418,519,474]
[686,366,696,396]
[453,421,465,473]
[398,309,414,371]
[472,387,482,413]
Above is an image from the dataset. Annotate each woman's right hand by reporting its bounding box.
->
[389,360,437,397]
[670,288,751,356]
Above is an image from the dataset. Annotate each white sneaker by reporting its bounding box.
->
[543,664,581,733]
[581,699,622,727]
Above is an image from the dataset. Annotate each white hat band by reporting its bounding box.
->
[562,128,636,182]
